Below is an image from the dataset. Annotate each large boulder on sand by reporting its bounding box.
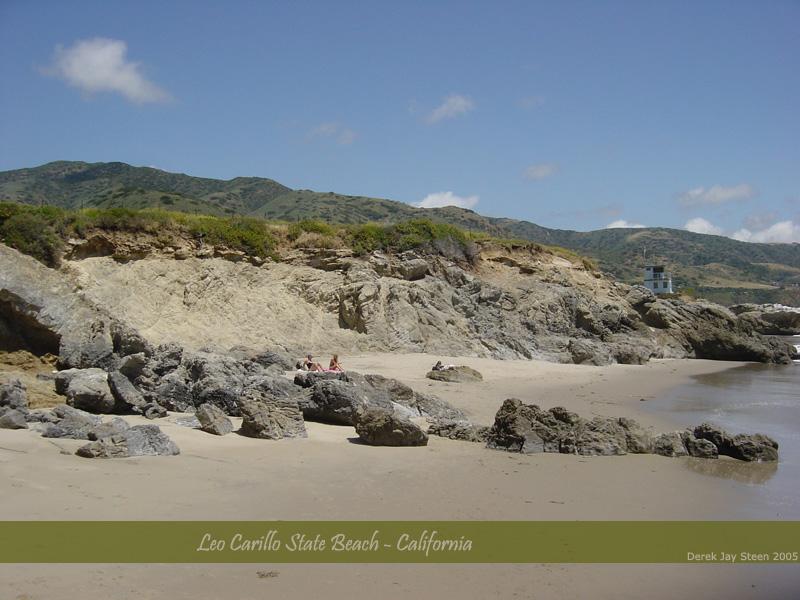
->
[0,409,28,429]
[427,418,489,443]
[0,379,29,417]
[425,366,483,383]
[692,422,779,462]
[485,399,577,454]
[76,423,179,458]
[353,406,428,447]
[42,404,103,439]
[54,368,116,414]
[237,390,307,440]
[295,378,384,425]
[196,403,234,436]
[560,416,628,456]
[294,370,467,422]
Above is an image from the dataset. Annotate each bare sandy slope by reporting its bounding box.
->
[1,354,796,599]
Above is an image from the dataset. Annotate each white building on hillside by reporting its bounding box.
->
[643,265,673,295]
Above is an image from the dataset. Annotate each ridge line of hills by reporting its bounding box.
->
[2,160,799,307]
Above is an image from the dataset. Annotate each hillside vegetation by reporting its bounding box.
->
[0,203,525,268]
[2,161,799,306]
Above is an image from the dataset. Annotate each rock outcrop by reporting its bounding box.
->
[3,236,791,366]
[294,370,467,423]
[0,243,150,370]
[729,303,800,336]
[237,390,307,440]
[353,405,429,447]
[0,240,792,462]
[0,379,29,422]
[42,404,103,439]
[426,366,483,383]
[195,403,234,436]
[484,399,778,462]
[637,296,796,363]
[76,423,180,458]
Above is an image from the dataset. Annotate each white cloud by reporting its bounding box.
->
[685,217,725,235]
[743,211,779,232]
[676,183,755,208]
[426,94,475,124]
[683,215,800,243]
[415,191,479,209]
[39,37,173,104]
[523,163,559,181]
[605,220,646,229]
[306,122,356,146]
[732,221,800,243]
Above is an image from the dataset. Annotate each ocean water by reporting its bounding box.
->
[647,337,800,521]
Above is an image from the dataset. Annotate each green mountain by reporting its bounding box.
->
[2,160,799,306]
[496,220,800,305]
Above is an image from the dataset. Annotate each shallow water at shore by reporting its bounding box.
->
[647,354,800,521]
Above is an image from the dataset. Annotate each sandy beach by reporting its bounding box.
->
[1,354,797,599]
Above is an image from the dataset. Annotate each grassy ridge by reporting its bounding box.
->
[0,203,495,268]
[3,161,799,306]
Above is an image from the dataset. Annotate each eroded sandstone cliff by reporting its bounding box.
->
[2,232,792,366]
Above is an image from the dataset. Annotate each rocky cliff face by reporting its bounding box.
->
[1,235,796,366]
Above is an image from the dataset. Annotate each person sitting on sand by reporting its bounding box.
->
[302,354,324,372]
[328,354,343,371]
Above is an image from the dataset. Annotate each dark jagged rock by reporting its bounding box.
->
[691,422,779,462]
[653,432,689,458]
[427,418,490,443]
[296,379,380,425]
[353,405,428,447]
[87,417,131,440]
[55,368,116,414]
[484,400,776,462]
[0,379,29,418]
[118,352,148,381]
[730,304,800,335]
[148,342,184,376]
[638,298,795,364]
[0,409,28,429]
[485,399,575,454]
[561,417,628,456]
[0,243,152,369]
[253,349,296,371]
[107,370,147,413]
[76,423,179,458]
[726,433,780,462]
[137,348,300,416]
[142,402,168,419]
[237,390,307,440]
[567,339,612,366]
[145,369,194,413]
[294,370,466,422]
[196,403,234,436]
[619,417,655,454]
[42,404,103,439]
[681,430,719,459]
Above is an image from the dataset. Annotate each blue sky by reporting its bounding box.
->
[1,1,798,241]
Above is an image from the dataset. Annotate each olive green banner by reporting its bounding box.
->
[1,521,798,564]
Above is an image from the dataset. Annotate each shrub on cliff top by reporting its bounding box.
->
[183,215,277,257]
[0,203,65,267]
[349,219,476,261]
